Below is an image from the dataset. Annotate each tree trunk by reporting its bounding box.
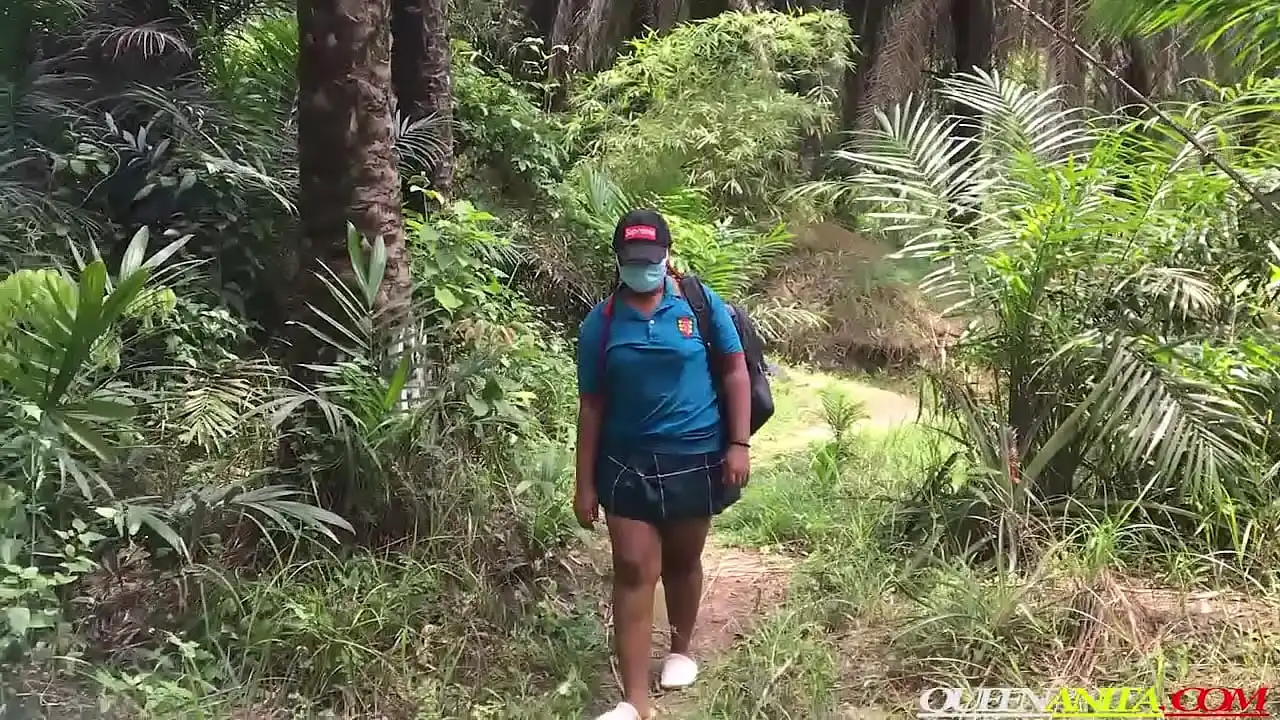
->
[652,0,683,31]
[298,0,412,326]
[948,0,994,148]
[392,0,456,196]
[950,0,993,77]
[527,0,561,38]
[1045,0,1086,108]
[689,0,729,19]
[548,0,586,108]
[1119,36,1152,110]
[576,0,639,72]
[841,0,895,130]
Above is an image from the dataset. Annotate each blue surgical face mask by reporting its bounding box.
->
[618,260,667,293]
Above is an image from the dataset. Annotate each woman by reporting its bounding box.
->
[575,209,753,720]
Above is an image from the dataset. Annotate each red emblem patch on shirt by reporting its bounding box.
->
[677,316,694,337]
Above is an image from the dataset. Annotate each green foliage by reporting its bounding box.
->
[567,11,850,215]
[203,12,299,123]
[406,198,577,436]
[0,228,352,665]
[800,68,1280,576]
[453,41,568,198]
[1090,0,1280,72]
[659,188,795,299]
[691,609,840,719]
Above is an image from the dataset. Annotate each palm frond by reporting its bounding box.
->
[1086,339,1260,502]
[1089,0,1280,71]
[938,68,1096,163]
[395,111,450,175]
[89,23,191,60]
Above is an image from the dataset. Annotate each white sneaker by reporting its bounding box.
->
[659,653,699,689]
[595,702,641,720]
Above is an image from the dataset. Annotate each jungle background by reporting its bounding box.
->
[3,0,1280,716]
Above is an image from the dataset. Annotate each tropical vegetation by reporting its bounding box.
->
[2,0,1279,717]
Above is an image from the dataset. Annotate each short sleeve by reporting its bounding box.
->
[704,285,744,354]
[577,303,606,395]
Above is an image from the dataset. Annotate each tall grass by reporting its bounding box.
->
[691,368,1280,718]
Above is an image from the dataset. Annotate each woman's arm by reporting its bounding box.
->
[705,287,749,444]
[575,307,606,503]
[576,394,604,491]
[719,353,750,444]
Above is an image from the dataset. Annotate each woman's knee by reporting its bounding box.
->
[608,516,662,587]
[660,518,711,575]
[661,547,702,577]
[614,551,660,586]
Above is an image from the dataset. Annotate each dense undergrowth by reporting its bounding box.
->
[4,0,1280,718]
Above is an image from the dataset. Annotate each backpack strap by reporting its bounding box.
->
[597,290,618,388]
[678,275,721,366]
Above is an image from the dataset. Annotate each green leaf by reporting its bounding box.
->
[434,286,462,311]
[127,507,189,560]
[58,415,117,463]
[346,223,367,282]
[71,398,137,421]
[367,235,389,308]
[466,394,490,416]
[45,262,110,405]
[383,354,411,411]
[6,606,31,636]
[141,233,194,272]
[120,227,151,282]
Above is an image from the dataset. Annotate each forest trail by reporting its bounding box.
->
[645,365,918,717]
[752,365,920,465]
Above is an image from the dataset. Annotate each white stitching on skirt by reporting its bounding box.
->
[607,455,627,509]
[705,453,714,514]
[653,453,666,520]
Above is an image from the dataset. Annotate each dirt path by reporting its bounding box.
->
[649,544,795,717]
[585,365,917,716]
[652,545,794,658]
[754,365,920,465]
[643,366,917,716]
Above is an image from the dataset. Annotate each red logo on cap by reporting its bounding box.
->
[623,225,658,241]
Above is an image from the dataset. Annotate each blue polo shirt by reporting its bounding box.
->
[577,277,743,455]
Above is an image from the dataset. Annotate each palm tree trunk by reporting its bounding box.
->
[526,0,560,38]
[548,0,586,108]
[1119,37,1152,108]
[298,0,412,325]
[689,0,730,19]
[948,0,993,149]
[841,0,895,130]
[950,0,993,76]
[576,0,639,72]
[392,0,456,196]
[1045,0,1086,108]
[653,0,683,31]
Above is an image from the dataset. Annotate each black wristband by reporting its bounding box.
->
[730,440,750,448]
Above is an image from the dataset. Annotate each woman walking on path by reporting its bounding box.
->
[574,209,753,720]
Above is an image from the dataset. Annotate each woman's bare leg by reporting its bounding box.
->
[606,514,662,715]
[659,518,712,656]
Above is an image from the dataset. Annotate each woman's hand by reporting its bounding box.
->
[724,445,750,487]
[574,483,599,528]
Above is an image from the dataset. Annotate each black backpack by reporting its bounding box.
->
[601,275,775,437]
[678,275,775,436]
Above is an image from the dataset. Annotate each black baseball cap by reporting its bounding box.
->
[613,209,672,265]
